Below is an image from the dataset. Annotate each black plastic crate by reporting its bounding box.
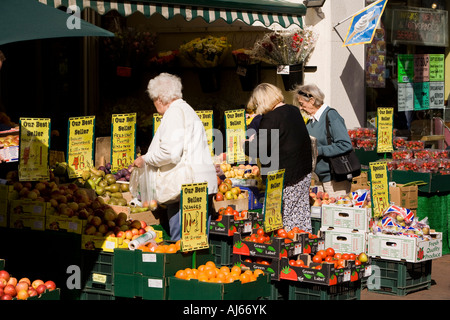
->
[288,280,362,300]
[80,288,115,300]
[367,258,432,296]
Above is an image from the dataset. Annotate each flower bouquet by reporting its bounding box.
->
[149,50,179,66]
[179,35,231,92]
[179,35,231,69]
[250,26,318,90]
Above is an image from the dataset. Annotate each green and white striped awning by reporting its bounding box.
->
[38,0,305,29]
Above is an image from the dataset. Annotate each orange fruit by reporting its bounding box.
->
[175,270,186,279]
[198,273,209,282]
[155,245,167,253]
[166,244,177,254]
[219,266,230,274]
[197,265,205,272]
[225,274,236,283]
[231,265,241,275]
[243,269,253,276]
[253,269,265,277]
[216,272,227,282]
[206,268,216,279]
[239,273,250,283]
[205,261,216,269]
[137,245,150,252]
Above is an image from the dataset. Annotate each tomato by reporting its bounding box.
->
[250,233,258,240]
[287,230,295,239]
[348,253,356,261]
[244,258,252,263]
[277,228,287,238]
[265,235,271,243]
[256,235,266,243]
[324,256,334,263]
[240,210,248,218]
[354,259,362,266]
[312,255,322,263]
[337,259,346,268]
[291,227,300,234]
[342,253,350,260]
[260,260,270,265]
[317,250,327,259]
[325,247,335,257]
[334,253,342,260]
[257,228,265,236]
[218,207,226,215]
[289,260,296,267]
[224,206,234,215]
[295,259,305,267]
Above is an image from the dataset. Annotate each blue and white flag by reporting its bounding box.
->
[343,0,388,47]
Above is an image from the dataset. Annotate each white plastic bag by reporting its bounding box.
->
[129,164,157,210]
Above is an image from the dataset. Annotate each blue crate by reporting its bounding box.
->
[239,186,264,210]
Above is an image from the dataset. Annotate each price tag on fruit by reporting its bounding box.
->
[369,161,390,218]
[180,182,209,252]
[263,169,285,232]
[196,110,214,157]
[111,113,136,174]
[67,116,95,179]
[18,118,51,181]
[224,109,246,164]
[376,107,394,153]
[152,113,162,137]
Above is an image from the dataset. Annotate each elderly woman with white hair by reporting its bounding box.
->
[293,83,354,198]
[133,73,218,241]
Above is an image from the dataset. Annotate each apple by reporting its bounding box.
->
[3,284,16,297]
[225,191,234,200]
[0,294,12,300]
[0,278,7,289]
[36,284,47,295]
[215,192,224,201]
[357,252,368,263]
[140,221,147,229]
[7,277,17,287]
[32,279,44,290]
[27,287,38,297]
[0,270,10,282]
[231,187,241,195]
[44,280,56,291]
[218,183,229,194]
[15,281,29,292]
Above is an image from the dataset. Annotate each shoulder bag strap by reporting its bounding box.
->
[325,108,334,145]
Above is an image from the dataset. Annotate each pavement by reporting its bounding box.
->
[361,254,450,300]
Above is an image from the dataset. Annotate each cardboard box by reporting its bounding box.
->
[9,213,46,230]
[213,190,249,213]
[279,254,360,285]
[367,232,442,263]
[389,183,418,209]
[9,200,51,217]
[351,171,370,192]
[46,215,86,234]
[232,254,281,280]
[81,234,128,252]
[321,227,367,255]
[128,210,160,226]
[321,205,372,232]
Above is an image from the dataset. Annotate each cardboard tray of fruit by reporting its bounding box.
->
[279,253,371,286]
[232,232,302,260]
[232,254,281,281]
[209,208,262,236]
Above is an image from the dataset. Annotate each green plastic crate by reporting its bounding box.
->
[367,258,432,296]
[209,234,233,266]
[81,250,114,292]
[114,273,169,300]
[288,281,361,300]
[168,274,271,300]
[311,218,321,235]
[267,280,289,300]
[80,288,115,300]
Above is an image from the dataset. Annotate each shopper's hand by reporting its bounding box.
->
[133,156,144,168]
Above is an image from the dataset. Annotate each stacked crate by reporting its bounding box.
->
[80,250,116,300]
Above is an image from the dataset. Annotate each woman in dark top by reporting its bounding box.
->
[245,83,313,233]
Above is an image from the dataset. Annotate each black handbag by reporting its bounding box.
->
[325,109,361,181]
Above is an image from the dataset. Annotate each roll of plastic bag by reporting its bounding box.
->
[128,230,157,250]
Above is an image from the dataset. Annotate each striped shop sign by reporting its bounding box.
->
[37,0,304,28]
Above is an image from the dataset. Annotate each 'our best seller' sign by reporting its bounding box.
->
[67,116,95,179]
[111,113,136,174]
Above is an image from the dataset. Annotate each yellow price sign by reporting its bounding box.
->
[180,183,209,252]
[67,116,95,179]
[376,107,394,153]
[369,161,390,218]
[224,109,246,164]
[263,169,285,232]
[196,110,214,157]
[152,113,162,137]
[18,118,51,181]
[111,113,136,173]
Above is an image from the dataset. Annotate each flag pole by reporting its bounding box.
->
[333,13,355,29]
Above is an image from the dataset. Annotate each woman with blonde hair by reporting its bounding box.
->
[245,83,313,233]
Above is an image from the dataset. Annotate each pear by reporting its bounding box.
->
[357,252,368,263]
